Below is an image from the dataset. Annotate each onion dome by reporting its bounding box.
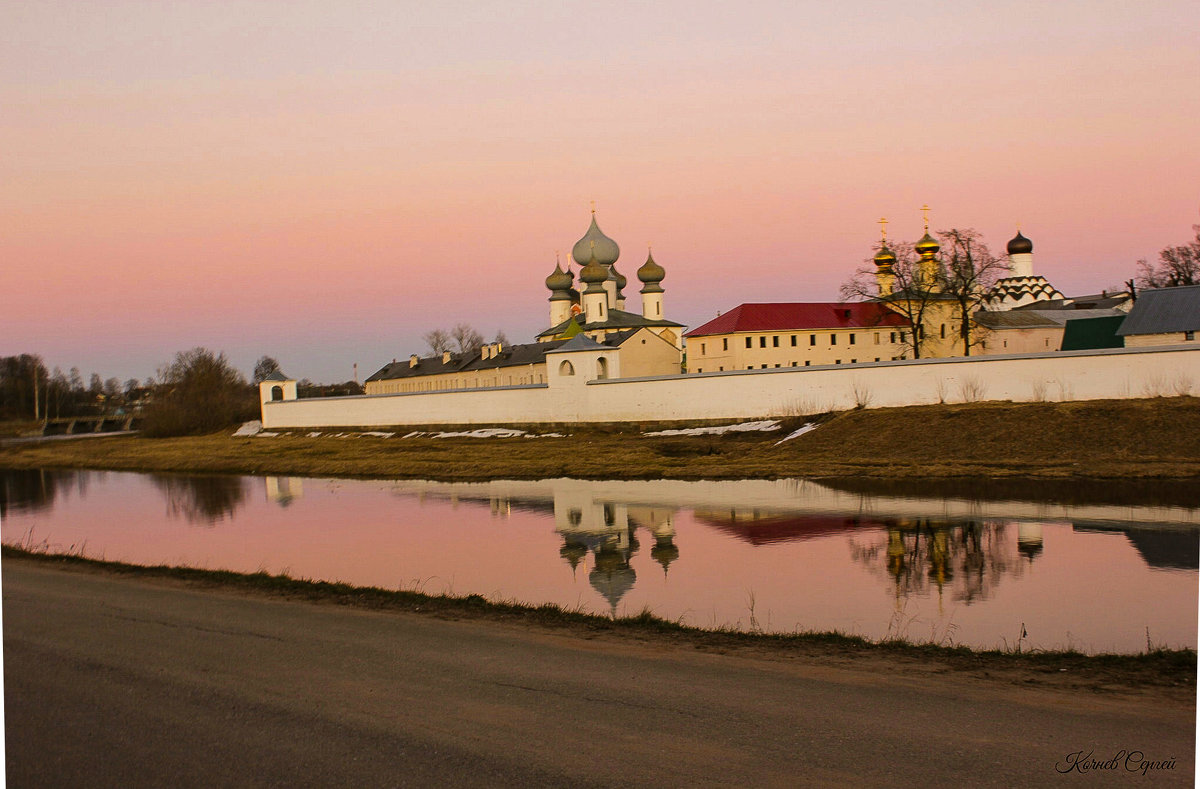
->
[873,244,896,268]
[545,262,573,293]
[1007,230,1033,255]
[571,214,620,267]
[579,245,609,291]
[915,232,940,256]
[611,262,627,293]
[637,249,665,292]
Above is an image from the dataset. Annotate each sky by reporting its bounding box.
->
[4,1,1198,384]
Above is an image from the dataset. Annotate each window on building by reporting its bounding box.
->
[849,333,856,345]
[830,334,837,345]
[875,332,880,344]
[835,359,841,364]
[1187,331,1196,341]
[791,335,797,346]
[774,363,781,368]
[700,343,706,355]
[696,368,702,373]
[759,336,767,348]
[1045,338,1050,347]
[804,361,811,366]
[718,366,724,371]
[723,338,729,351]
[745,337,752,348]
[890,332,896,343]
[941,324,946,338]
[850,359,856,364]
[761,364,768,369]
[772,336,780,347]
[810,334,816,346]
[899,331,907,343]
[559,360,575,376]
[747,365,753,370]
[270,386,283,401]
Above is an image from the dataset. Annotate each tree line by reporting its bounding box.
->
[0,350,360,437]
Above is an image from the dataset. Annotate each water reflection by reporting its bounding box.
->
[848,519,1024,605]
[1,469,91,518]
[3,470,1196,652]
[149,474,247,525]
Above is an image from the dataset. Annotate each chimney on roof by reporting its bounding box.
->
[442,351,451,364]
[409,354,419,369]
[482,345,491,361]
[495,342,503,356]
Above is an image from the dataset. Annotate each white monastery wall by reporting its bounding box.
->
[260,345,1200,429]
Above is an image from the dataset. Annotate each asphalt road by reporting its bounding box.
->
[3,560,1194,788]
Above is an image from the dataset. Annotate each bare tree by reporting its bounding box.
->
[492,329,510,346]
[252,355,283,384]
[450,323,485,354]
[840,241,935,359]
[936,229,1006,356]
[1136,224,1200,289]
[423,329,453,354]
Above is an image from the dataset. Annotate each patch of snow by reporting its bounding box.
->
[307,432,322,438]
[362,431,395,438]
[233,421,262,437]
[402,431,426,439]
[644,420,780,437]
[524,432,565,438]
[255,431,280,438]
[773,422,818,446]
[432,428,527,439]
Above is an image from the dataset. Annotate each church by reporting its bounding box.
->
[364,211,685,395]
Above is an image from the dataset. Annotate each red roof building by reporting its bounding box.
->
[685,303,913,373]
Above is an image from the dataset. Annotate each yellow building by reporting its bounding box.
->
[686,303,912,372]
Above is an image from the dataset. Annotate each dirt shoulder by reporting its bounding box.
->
[3,397,1199,481]
[5,549,1194,701]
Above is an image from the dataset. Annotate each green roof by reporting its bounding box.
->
[1060,315,1126,351]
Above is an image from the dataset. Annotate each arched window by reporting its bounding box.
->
[270,385,283,401]
[596,357,608,379]
[559,360,575,376]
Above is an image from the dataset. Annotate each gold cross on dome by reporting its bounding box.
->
[878,217,888,241]
[590,200,596,214]
[921,204,930,231]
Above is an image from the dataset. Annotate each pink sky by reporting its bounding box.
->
[4,1,1198,383]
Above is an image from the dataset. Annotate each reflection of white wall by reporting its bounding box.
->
[390,478,1200,528]
[262,346,1200,429]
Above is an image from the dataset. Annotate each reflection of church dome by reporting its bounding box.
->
[560,540,588,570]
[1006,231,1033,255]
[590,548,636,612]
[651,538,679,574]
[571,214,620,267]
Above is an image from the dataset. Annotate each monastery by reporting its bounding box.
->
[259,210,1200,429]
[363,210,685,395]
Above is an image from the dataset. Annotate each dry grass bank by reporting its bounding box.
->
[2,397,1198,481]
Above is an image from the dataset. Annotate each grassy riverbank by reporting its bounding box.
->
[3,398,1199,480]
[3,547,1194,694]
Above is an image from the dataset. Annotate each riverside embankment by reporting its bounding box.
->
[3,398,1198,481]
